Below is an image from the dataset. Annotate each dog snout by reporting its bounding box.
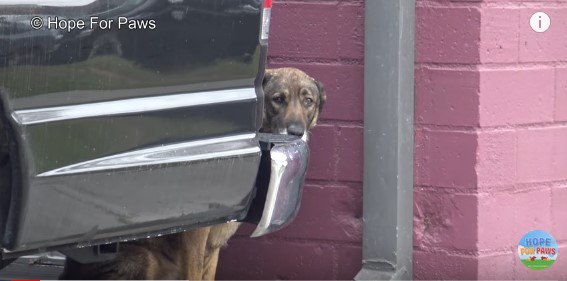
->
[287,123,305,137]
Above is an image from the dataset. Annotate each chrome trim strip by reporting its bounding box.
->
[251,137,308,237]
[38,133,259,177]
[12,88,256,125]
[252,151,287,235]
[2,0,96,5]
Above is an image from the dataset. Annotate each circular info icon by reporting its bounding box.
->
[530,12,551,33]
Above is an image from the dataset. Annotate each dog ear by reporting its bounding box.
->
[314,79,326,112]
[263,71,274,88]
[308,79,326,130]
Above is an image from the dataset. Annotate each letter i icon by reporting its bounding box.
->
[530,12,550,33]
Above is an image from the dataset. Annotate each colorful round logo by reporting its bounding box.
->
[518,230,558,270]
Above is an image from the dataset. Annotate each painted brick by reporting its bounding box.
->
[480,7,520,63]
[333,65,364,121]
[337,3,364,60]
[232,221,256,237]
[512,188,554,246]
[415,1,567,280]
[415,67,480,126]
[477,253,515,280]
[478,188,552,250]
[434,0,481,2]
[335,245,362,280]
[269,3,338,59]
[217,239,335,280]
[476,130,517,188]
[554,128,567,182]
[306,124,336,180]
[551,186,567,242]
[516,126,567,183]
[336,126,363,182]
[414,250,478,280]
[517,128,554,183]
[416,6,481,63]
[431,0,481,2]
[519,8,567,62]
[482,0,567,2]
[267,62,364,121]
[414,190,478,251]
[556,67,567,122]
[479,68,555,126]
[266,62,337,91]
[414,129,478,189]
[260,185,362,242]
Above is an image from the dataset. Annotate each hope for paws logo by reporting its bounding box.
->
[518,230,558,270]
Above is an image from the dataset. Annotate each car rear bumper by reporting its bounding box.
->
[0,133,309,268]
[246,133,309,237]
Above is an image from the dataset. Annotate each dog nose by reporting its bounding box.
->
[287,123,305,137]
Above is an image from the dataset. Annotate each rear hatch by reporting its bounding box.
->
[0,0,268,256]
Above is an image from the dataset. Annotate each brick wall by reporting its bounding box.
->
[415,0,567,279]
[217,0,364,279]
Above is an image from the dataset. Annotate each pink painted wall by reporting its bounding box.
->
[217,0,364,279]
[217,0,566,279]
[415,0,567,279]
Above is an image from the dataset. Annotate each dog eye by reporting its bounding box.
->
[304,98,313,106]
[273,96,285,104]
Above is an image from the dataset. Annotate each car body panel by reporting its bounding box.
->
[0,0,266,253]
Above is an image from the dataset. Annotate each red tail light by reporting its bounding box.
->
[261,0,272,41]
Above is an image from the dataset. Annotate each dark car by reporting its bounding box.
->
[0,14,63,66]
[0,0,307,276]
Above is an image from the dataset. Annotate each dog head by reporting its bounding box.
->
[261,68,326,139]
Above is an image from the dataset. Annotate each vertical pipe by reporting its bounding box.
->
[355,1,414,280]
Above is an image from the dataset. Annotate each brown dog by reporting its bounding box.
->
[260,67,326,140]
[60,67,326,279]
[182,67,327,280]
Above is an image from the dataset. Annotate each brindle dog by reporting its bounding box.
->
[60,68,326,279]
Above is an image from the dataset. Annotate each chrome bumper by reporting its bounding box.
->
[249,134,309,237]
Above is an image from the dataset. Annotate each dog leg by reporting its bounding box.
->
[199,222,241,280]
[181,227,211,280]
[202,247,220,280]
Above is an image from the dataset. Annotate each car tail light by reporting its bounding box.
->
[261,0,272,41]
